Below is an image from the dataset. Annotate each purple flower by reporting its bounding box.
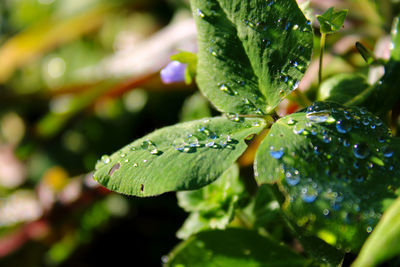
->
[160,61,187,84]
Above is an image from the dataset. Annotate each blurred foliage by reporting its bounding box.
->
[0,0,400,266]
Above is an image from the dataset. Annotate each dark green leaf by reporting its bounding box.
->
[93,117,265,197]
[191,0,313,114]
[353,163,400,267]
[255,102,400,251]
[165,228,309,267]
[317,7,348,35]
[318,73,369,103]
[349,16,400,115]
[176,164,245,239]
[171,51,197,84]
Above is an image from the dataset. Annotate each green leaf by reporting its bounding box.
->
[93,117,265,197]
[348,16,400,115]
[176,164,245,239]
[165,228,309,267]
[353,172,400,267]
[171,51,197,84]
[191,0,313,114]
[318,73,369,103]
[316,7,348,35]
[254,102,400,251]
[179,93,212,122]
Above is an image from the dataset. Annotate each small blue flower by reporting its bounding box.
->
[160,61,187,84]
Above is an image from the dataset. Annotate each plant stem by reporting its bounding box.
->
[318,33,326,86]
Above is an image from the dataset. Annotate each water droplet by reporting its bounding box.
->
[323,209,330,216]
[186,134,200,148]
[287,119,296,125]
[173,138,186,152]
[336,120,352,134]
[301,185,318,203]
[306,111,330,123]
[143,159,148,163]
[293,24,299,30]
[269,147,284,159]
[199,127,217,140]
[226,113,241,122]
[293,126,304,135]
[195,8,205,18]
[366,226,373,233]
[383,147,394,158]
[133,163,138,167]
[142,140,161,155]
[101,155,111,164]
[353,143,370,159]
[120,152,126,158]
[285,169,300,186]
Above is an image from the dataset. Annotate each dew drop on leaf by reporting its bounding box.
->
[353,143,370,159]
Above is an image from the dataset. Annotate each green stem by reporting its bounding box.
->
[319,33,326,86]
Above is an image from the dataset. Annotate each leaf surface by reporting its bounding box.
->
[94,117,265,197]
[316,7,348,34]
[191,0,313,114]
[166,228,308,267]
[176,164,245,239]
[353,169,400,267]
[255,102,400,251]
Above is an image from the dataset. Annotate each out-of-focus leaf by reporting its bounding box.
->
[180,92,212,122]
[255,102,400,251]
[191,0,313,114]
[318,73,369,103]
[0,3,114,83]
[166,228,309,267]
[350,16,400,115]
[93,117,266,197]
[317,7,348,35]
[352,188,400,267]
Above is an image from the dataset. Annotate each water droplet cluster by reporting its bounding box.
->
[263,102,399,250]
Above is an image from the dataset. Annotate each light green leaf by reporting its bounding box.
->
[317,7,348,35]
[318,73,369,103]
[255,102,400,251]
[180,92,212,122]
[176,164,245,239]
[93,117,265,197]
[165,228,309,267]
[353,171,400,267]
[171,51,197,84]
[191,0,313,114]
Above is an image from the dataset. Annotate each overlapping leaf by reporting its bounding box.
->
[255,102,400,251]
[93,117,265,197]
[191,0,313,114]
[176,164,246,239]
[165,228,308,267]
[353,191,400,267]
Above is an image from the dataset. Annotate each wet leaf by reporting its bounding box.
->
[93,117,265,197]
[353,175,400,267]
[191,0,313,114]
[255,102,400,251]
[165,228,308,267]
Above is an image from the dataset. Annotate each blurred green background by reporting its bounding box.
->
[0,0,399,266]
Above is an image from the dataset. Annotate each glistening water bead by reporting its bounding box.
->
[353,143,370,159]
